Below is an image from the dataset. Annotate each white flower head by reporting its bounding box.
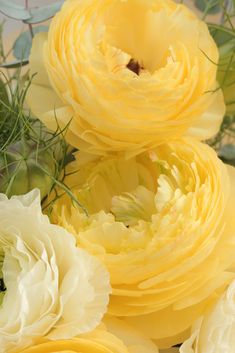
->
[180,279,235,353]
[0,189,111,352]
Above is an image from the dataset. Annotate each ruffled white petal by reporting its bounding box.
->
[0,190,111,352]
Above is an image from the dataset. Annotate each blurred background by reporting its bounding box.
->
[0,0,54,34]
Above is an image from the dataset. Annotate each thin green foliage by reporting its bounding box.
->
[207,115,235,149]
[197,0,235,160]
[0,18,87,215]
[0,71,87,213]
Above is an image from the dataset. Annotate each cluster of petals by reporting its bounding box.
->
[0,190,110,352]
[52,138,235,347]
[14,318,159,353]
[180,279,235,353]
[27,0,225,157]
[23,0,235,351]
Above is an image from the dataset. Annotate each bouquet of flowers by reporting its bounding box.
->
[0,0,235,352]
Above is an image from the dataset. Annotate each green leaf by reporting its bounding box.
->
[12,26,48,61]
[24,1,63,24]
[194,0,220,14]
[0,0,31,20]
[219,144,235,160]
[12,32,32,62]
[0,59,29,69]
[209,24,235,47]
[219,38,235,57]
[212,30,235,48]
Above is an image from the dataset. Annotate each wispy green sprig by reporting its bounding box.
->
[195,0,235,163]
[0,71,86,215]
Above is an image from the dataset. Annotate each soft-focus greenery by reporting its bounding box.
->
[0,8,69,201]
[0,71,72,200]
[204,0,235,165]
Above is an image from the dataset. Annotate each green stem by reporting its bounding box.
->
[25,0,34,38]
[37,164,89,216]
[209,23,235,38]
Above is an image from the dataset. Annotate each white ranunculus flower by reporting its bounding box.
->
[180,279,235,353]
[0,189,111,352]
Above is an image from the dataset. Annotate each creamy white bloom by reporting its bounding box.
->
[180,279,235,353]
[0,190,111,352]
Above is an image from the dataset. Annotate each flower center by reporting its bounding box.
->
[111,186,156,226]
[0,253,6,305]
[103,0,175,74]
[0,279,6,292]
[126,59,143,75]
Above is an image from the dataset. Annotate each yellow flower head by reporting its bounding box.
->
[51,138,235,348]
[16,318,159,353]
[27,0,225,157]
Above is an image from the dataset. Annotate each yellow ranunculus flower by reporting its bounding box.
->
[16,318,159,353]
[27,0,225,157]
[180,279,235,353]
[50,138,235,348]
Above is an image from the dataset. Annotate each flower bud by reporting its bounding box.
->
[0,140,55,198]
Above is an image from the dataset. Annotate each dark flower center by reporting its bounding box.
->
[126,59,143,75]
[0,278,6,292]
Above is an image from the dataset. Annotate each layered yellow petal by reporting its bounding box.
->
[50,138,235,347]
[27,0,225,156]
[16,319,159,353]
